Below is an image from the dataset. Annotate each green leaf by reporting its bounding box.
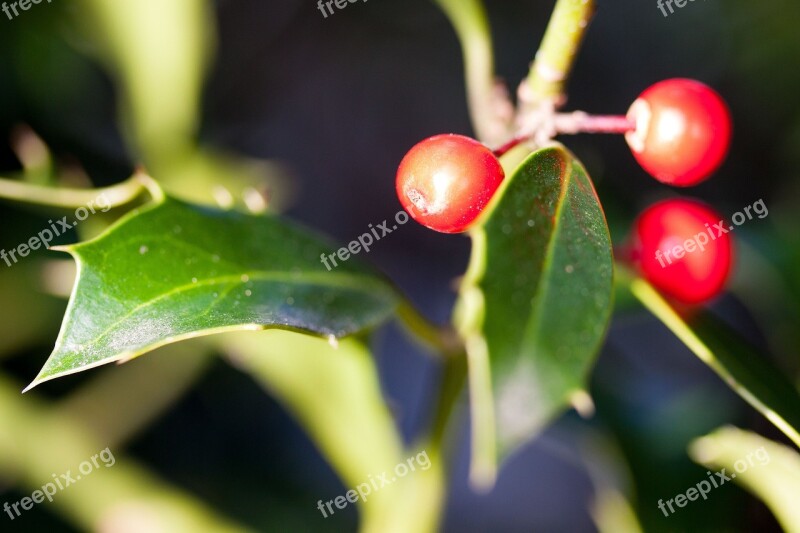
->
[27,197,398,390]
[455,143,614,485]
[218,331,406,506]
[690,427,800,533]
[0,374,254,533]
[217,330,444,532]
[76,0,212,166]
[627,275,800,448]
[591,488,644,533]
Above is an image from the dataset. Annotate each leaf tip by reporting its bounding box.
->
[468,461,498,493]
[21,378,42,394]
[49,244,74,253]
[569,390,595,418]
[22,366,65,393]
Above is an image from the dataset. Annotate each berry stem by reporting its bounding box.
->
[397,299,464,357]
[433,0,513,146]
[553,112,635,134]
[494,112,634,156]
[492,136,526,157]
[523,0,596,107]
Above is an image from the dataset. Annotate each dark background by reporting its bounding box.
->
[1,0,798,531]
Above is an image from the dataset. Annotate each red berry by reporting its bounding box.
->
[625,79,732,186]
[632,198,733,304]
[396,134,504,233]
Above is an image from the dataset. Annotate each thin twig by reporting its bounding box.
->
[396,299,463,358]
[0,171,162,210]
[524,0,596,107]
[433,0,513,146]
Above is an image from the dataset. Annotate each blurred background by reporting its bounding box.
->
[0,0,798,531]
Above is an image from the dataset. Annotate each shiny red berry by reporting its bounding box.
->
[396,134,504,233]
[625,79,732,186]
[632,198,733,304]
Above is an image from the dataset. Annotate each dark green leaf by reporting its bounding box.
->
[27,197,397,390]
[628,275,800,448]
[456,143,614,483]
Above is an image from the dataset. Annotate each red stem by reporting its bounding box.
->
[492,113,635,157]
[492,137,525,157]
[558,114,635,134]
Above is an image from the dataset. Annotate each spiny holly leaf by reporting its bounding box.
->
[456,144,613,485]
[26,197,398,390]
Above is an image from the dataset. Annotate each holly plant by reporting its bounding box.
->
[2,0,799,531]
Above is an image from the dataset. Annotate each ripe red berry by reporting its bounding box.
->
[632,198,733,304]
[625,79,732,186]
[396,134,504,233]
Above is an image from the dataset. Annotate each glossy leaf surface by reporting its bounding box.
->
[28,197,397,389]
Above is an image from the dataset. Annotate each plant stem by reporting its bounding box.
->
[394,304,468,532]
[396,298,463,358]
[0,171,162,210]
[371,355,466,533]
[493,136,527,158]
[524,0,596,106]
[553,112,635,134]
[433,0,512,145]
[494,112,633,156]
[429,352,467,449]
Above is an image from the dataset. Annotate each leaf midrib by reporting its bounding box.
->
[517,150,573,372]
[59,268,392,352]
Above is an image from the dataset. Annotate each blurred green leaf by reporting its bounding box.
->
[0,262,63,359]
[27,196,398,390]
[71,2,291,211]
[690,426,800,533]
[0,374,253,533]
[591,488,643,533]
[222,331,404,491]
[219,330,444,533]
[75,0,213,166]
[627,276,800,449]
[456,144,613,485]
[58,340,213,447]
